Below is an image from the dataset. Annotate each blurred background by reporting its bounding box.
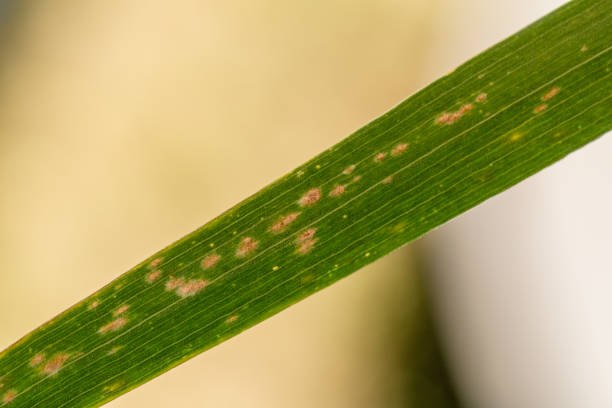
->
[0,0,610,407]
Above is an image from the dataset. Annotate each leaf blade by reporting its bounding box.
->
[1,0,611,406]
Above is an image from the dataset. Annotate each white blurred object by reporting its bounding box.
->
[425,132,612,408]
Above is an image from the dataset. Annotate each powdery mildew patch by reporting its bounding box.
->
[269,212,300,233]
[175,279,208,298]
[201,254,221,269]
[99,318,128,334]
[298,188,321,207]
[41,353,71,376]
[236,237,259,257]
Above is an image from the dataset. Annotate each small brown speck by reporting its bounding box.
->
[581,44,588,52]
[88,300,100,310]
[476,93,487,102]
[298,188,321,207]
[226,315,239,323]
[382,176,393,184]
[351,175,361,183]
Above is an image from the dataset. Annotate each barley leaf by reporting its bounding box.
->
[1,0,610,406]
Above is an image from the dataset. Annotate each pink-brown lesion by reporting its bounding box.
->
[236,237,259,257]
[99,318,128,334]
[269,212,301,233]
[298,188,321,207]
[41,353,71,376]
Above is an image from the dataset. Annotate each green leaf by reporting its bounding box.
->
[1,0,610,406]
